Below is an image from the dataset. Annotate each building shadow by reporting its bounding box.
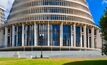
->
[63,60,107,65]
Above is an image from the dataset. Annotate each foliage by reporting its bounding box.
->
[100,7,107,55]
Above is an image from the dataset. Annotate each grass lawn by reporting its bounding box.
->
[0,58,107,65]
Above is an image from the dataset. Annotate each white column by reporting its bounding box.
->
[60,23,63,47]
[0,29,4,46]
[96,29,98,48]
[4,27,8,47]
[73,24,76,47]
[91,27,94,48]
[84,25,87,48]
[96,29,100,48]
[22,24,24,46]
[88,29,90,48]
[34,23,37,46]
[80,26,82,48]
[25,25,28,46]
[71,25,73,47]
[12,25,15,47]
[48,22,50,46]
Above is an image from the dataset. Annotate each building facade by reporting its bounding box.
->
[0,7,4,48]
[0,8,4,26]
[0,0,102,50]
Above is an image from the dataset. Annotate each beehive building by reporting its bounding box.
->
[0,0,102,51]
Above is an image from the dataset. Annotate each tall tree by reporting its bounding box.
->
[100,8,107,55]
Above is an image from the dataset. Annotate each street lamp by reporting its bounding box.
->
[39,34,44,58]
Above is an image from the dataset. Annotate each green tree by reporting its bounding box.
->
[100,8,107,55]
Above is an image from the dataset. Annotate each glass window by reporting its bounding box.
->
[63,25,71,46]
[51,25,60,46]
[38,24,48,46]
[76,26,81,47]
[18,26,22,46]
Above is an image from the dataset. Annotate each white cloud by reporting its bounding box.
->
[103,0,107,3]
[0,0,14,10]
[5,0,14,19]
[0,0,14,19]
[0,0,8,9]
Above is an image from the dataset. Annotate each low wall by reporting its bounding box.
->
[0,50,105,58]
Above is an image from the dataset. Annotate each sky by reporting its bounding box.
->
[0,0,107,25]
[87,0,107,25]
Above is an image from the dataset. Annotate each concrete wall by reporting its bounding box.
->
[0,50,105,58]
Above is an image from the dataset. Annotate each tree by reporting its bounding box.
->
[100,8,107,55]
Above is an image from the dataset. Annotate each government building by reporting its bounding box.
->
[0,7,4,48]
[0,0,102,51]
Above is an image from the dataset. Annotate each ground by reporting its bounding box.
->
[0,58,107,65]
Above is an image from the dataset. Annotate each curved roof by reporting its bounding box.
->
[7,0,94,25]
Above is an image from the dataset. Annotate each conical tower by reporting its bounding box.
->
[1,0,102,51]
[8,0,94,24]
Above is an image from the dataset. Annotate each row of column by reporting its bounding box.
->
[59,23,97,48]
[4,23,100,49]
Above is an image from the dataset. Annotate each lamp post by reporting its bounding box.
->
[39,34,44,58]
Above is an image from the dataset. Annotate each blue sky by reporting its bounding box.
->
[0,0,107,25]
[87,0,107,25]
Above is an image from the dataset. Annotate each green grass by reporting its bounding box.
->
[0,58,107,65]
